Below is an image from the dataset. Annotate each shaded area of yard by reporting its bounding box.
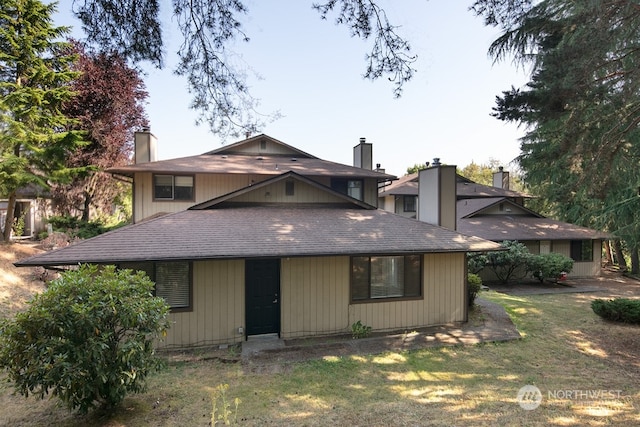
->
[1,245,638,426]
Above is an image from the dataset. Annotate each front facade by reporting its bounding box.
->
[18,134,501,349]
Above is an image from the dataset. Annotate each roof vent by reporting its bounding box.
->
[257,156,264,160]
[432,158,441,166]
[291,158,297,161]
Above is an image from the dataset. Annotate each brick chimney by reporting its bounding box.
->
[418,159,457,230]
[134,128,157,164]
[353,137,373,170]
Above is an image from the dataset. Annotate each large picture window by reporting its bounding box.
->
[570,240,593,262]
[118,261,192,311]
[351,255,422,302]
[153,174,194,201]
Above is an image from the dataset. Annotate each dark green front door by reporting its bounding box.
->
[245,259,280,337]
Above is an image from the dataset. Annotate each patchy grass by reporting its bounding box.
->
[1,246,639,425]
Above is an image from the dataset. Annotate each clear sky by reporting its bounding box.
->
[54,0,528,177]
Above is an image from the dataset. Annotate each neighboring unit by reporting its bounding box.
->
[379,164,610,279]
[17,133,501,349]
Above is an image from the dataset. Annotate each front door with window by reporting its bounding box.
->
[245,259,280,337]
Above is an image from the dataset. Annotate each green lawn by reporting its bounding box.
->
[1,289,638,426]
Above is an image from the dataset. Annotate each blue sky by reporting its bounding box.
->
[54,0,528,177]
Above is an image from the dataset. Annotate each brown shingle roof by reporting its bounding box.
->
[108,154,396,180]
[16,206,501,267]
[457,215,611,241]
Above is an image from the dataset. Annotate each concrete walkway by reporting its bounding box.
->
[241,298,521,366]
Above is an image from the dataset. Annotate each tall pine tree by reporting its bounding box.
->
[0,0,80,241]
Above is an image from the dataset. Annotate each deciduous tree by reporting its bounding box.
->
[52,42,148,221]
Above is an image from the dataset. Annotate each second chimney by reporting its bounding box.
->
[353,137,373,170]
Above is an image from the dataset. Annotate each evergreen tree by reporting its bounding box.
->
[0,0,80,241]
[473,0,640,272]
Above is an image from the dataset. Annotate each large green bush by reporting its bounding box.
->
[528,252,574,283]
[483,241,533,283]
[0,265,170,414]
[591,298,640,324]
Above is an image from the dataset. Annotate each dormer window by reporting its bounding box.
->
[154,174,194,201]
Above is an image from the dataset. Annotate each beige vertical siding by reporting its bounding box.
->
[553,240,602,277]
[158,260,245,349]
[134,173,381,222]
[280,257,351,338]
[281,253,467,339]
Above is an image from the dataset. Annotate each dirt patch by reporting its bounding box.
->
[0,242,49,319]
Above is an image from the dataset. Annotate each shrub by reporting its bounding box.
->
[591,298,640,324]
[468,273,483,307]
[47,215,108,239]
[467,252,487,274]
[0,265,170,414]
[528,253,574,283]
[484,241,533,283]
[351,320,372,339]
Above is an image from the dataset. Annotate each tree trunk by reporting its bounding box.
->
[603,240,613,265]
[81,190,91,222]
[631,246,639,275]
[613,240,627,271]
[2,191,17,242]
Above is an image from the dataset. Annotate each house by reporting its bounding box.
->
[378,163,610,279]
[16,133,502,349]
[0,184,52,240]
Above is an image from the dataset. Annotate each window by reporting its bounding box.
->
[118,261,192,311]
[285,180,295,196]
[351,255,421,302]
[403,196,416,212]
[331,178,364,201]
[153,175,194,201]
[570,240,593,262]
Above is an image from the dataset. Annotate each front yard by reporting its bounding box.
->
[1,243,638,426]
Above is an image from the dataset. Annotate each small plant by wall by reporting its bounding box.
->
[351,320,372,339]
[468,273,483,307]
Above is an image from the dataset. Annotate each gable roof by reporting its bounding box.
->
[108,134,396,180]
[378,173,530,199]
[16,171,502,267]
[204,134,317,158]
[457,215,611,241]
[16,206,501,267]
[457,198,542,219]
[190,171,374,210]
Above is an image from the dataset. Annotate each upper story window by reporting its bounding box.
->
[403,196,416,212]
[154,175,194,201]
[570,240,593,262]
[331,178,364,201]
[351,255,422,302]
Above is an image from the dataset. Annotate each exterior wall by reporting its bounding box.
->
[231,180,350,204]
[158,259,245,349]
[160,252,467,348]
[134,173,381,222]
[281,252,467,339]
[478,239,603,283]
[552,240,603,277]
